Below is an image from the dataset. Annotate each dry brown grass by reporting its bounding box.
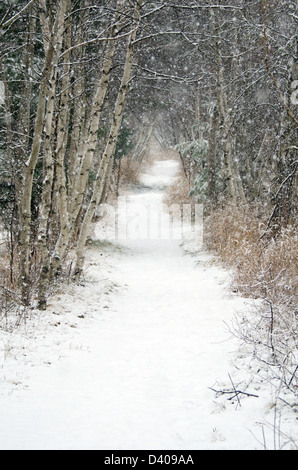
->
[205,204,298,304]
[163,169,195,207]
[0,241,12,287]
[118,156,142,187]
[205,204,298,407]
[0,240,23,329]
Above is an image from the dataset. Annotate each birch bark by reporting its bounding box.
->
[50,0,73,275]
[74,0,143,276]
[37,1,67,309]
[47,0,127,274]
[69,21,122,226]
[18,45,54,304]
[17,2,65,305]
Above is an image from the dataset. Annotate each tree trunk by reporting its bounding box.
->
[207,102,218,206]
[37,1,67,309]
[50,0,73,276]
[18,48,55,304]
[74,0,143,277]
[69,10,123,227]
[213,9,245,202]
[17,3,64,306]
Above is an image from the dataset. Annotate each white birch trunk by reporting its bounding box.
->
[67,59,87,197]
[18,43,55,304]
[50,0,73,274]
[17,2,65,305]
[69,1,126,226]
[37,1,67,309]
[69,38,118,225]
[74,0,143,276]
[38,0,51,55]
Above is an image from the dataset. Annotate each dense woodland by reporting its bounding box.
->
[0,1,297,403]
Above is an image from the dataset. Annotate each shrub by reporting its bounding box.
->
[204,203,298,409]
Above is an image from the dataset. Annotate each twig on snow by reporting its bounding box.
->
[209,376,259,406]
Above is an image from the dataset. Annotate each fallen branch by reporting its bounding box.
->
[209,383,259,402]
[228,373,242,407]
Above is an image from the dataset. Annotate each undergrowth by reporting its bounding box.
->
[165,167,297,424]
[204,203,298,421]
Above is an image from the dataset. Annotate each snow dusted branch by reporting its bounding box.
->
[209,380,259,408]
[0,285,26,305]
[133,63,197,84]
[166,3,244,11]
[59,29,134,60]
[0,0,36,30]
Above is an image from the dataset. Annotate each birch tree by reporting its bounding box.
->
[51,0,127,278]
[68,0,127,230]
[18,5,63,305]
[74,0,143,277]
[37,1,68,309]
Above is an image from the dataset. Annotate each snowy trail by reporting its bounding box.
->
[0,159,280,450]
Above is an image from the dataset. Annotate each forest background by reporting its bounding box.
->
[0,0,297,416]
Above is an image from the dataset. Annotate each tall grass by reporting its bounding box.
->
[205,204,297,304]
[205,203,298,409]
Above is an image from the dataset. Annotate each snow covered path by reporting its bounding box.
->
[0,159,288,450]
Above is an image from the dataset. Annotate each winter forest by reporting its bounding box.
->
[0,0,297,451]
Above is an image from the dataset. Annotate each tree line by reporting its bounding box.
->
[0,0,144,309]
[0,0,297,310]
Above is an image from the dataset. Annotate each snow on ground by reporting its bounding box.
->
[0,158,297,450]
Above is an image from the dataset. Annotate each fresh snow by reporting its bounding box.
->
[0,158,297,450]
